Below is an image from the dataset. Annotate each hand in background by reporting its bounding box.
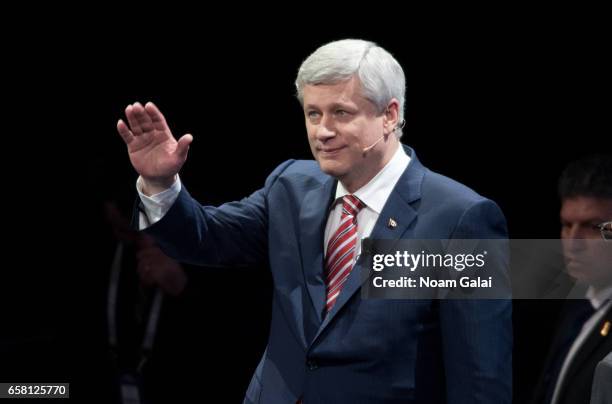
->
[136,234,187,296]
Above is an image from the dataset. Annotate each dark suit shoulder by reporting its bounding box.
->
[417,169,507,238]
[270,159,329,186]
[422,169,489,209]
[278,159,325,178]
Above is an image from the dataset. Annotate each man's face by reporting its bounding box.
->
[560,196,612,286]
[302,76,397,191]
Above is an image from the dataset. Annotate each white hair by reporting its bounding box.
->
[295,39,406,138]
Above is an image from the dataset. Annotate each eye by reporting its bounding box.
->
[335,109,348,116]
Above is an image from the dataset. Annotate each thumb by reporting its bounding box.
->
[175,134,193,161]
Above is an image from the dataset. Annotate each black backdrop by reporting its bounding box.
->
[1,17,609,403]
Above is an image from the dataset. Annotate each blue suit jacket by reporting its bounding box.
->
[145,146,512,404]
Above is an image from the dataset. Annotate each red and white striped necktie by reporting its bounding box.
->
[324,194,365,312]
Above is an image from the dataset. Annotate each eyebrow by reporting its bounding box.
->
[561,217,611,224]
[304,102,356,110]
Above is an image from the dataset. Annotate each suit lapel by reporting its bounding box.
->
[310,146,427,346]
[560,306,612,394]
[299,176,337,326]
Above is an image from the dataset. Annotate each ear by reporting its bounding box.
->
[383,99,400,135]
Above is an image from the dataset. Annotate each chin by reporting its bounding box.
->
[566,264,595,283]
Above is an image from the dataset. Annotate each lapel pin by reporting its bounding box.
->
[601,321,610,337]
[388,218,397,229]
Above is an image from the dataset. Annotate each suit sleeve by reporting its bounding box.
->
[440,199,513,404]
[142,159,295,268]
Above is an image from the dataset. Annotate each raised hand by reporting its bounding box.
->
[117,102,192,194]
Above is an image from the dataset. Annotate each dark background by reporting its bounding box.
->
[1,14,609,403]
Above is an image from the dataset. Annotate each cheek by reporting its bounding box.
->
[354,121,380,143]
[338,128,361,147]
[305,130,316,145]
[305,123,318,141]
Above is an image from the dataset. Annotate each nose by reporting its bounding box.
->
[561,224,591,254]
[562,224,581,239]
[314,117,336,142]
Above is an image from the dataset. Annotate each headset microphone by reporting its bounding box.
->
[362,135,386,153]
[362,119,406,153]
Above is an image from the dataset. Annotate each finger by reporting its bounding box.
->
[144,102,171,132]
[132,102,155,133]
[175,134,193,161]
[125,104,143,136]
[117,119,134,145]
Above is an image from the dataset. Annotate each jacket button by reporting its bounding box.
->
[306,359,318,370]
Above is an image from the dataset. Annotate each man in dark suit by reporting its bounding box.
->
[531,154,612,404]
[115,39,512,403]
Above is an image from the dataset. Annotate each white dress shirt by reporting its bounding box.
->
[323,145,410,258]
[136,176,182,229]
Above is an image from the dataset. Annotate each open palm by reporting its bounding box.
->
[117,102,192,184]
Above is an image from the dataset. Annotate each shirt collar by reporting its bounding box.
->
[334,144,410,214]
[586,285,612,309]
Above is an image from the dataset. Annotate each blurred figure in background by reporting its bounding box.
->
[531,154,612,404]
[94,158,269,404]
